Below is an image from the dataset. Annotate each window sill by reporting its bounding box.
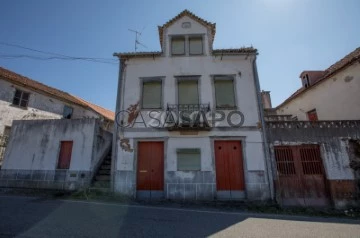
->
[215,106,237,110]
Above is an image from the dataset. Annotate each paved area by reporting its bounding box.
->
[0,195,359,237]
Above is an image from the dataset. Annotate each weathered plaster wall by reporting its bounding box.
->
[0,118,105,190]
[266,121,360,208]
[0,78,99,133]
[276,62,360,120]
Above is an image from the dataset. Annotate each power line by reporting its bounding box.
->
[0,42,118,65]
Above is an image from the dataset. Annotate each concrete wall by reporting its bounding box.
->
[0,78,100,134]
[276,62,360,120]
[266,120,360,208]
[0,118,111,190]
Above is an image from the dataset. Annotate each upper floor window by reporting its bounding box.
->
[63,105,73,119]
[171,35,204,56]
[307,109,318,121]
[142,80,162,109]
[189,36,203,55]
[171,37,185,55]
[12,89,30,108]
[178,78,199,105]
[214,76,236,109]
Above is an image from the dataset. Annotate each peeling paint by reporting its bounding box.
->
[120,138,134,152]
[126,102,140,125]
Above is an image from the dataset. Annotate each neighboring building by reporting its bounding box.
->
[0,118,112,190]
[112,10,271,201]
[0,67,115,165]
[276,47,360,120]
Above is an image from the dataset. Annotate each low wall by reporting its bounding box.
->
[266,120,360,208]
[0,118,104,190]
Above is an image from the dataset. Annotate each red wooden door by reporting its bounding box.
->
[137,142,164,191]
[215,141,245,191]
[274,145,329,206]
[57,141,73,169]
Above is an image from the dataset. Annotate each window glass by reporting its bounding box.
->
[13,89,30,108]
[63,105,74,119]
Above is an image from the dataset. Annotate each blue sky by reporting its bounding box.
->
[0,0,359,111]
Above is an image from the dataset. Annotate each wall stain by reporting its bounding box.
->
[344,75,354,83]
[120,138,133,152]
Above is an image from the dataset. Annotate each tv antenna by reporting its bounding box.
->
[128,27,147,52]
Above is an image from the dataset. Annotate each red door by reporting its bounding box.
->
[215,141,245,198]
[57,141,73,169]
[137,142,164,192]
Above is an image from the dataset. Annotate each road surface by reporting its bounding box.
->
[0,195,359,237]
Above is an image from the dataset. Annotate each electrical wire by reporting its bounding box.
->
[0,42,118,65]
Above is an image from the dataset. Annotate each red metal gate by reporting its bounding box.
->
[274,145,330,206]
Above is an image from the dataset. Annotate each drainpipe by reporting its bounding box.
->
[111,55,124,193]
[252,56,274,200]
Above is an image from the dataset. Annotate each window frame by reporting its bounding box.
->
[307,109,318,121]
[171,36,186,56]
[176,148,201,171]
[12,89,30,108]
[175,76,201,106]
[140,77,164,109]
[188,36,204,55]
[213,75,237,109]
[63,105,74,119]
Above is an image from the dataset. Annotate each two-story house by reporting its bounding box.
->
[112,10,271,201]
[0,66,114,165]
[276,47,360,120]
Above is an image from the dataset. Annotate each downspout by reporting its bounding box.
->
[111,56,124,192]
[252,56,274,200]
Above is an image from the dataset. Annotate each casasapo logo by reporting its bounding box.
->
[116,109,245,129]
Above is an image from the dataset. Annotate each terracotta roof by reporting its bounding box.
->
[72,96,115,121]
[0,66,114,121]
[213,47,258,54]
[113,51,162,59]
[158,9,216,49]
[277,47,360,109]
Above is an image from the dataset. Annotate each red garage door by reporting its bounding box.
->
[275,145,330,206]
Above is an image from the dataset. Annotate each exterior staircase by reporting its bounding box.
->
[90,150,112,192]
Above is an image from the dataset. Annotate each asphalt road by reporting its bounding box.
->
[0,196,359,238]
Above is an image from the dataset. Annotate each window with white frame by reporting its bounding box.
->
[12,89,30,108]
[177,148,201,171]
[142,80,162,109]
[214,76,236,108]
[171,37,185,55]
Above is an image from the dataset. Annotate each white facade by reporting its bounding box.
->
[113,11,270,200]
[277,61,360,120]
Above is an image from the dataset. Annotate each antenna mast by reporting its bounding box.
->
[128,28,147,52]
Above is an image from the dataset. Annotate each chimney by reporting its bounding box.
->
[261,91,272,109]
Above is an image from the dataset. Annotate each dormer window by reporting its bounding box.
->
[171,35,204,56]
[171,37,185,55]
[189,36,203,55]
[303,74,310,88]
